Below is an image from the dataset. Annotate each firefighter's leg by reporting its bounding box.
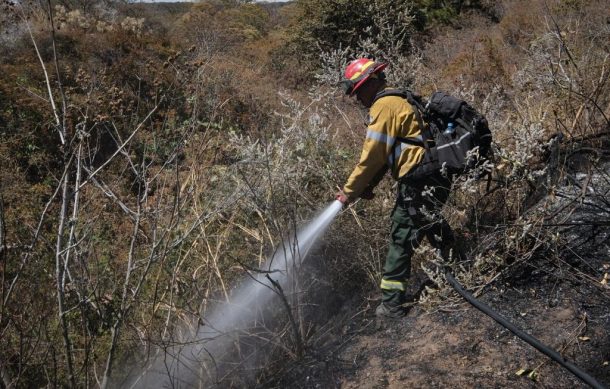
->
[380,203,421,309]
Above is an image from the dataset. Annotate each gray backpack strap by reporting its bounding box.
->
[396,135,424,147]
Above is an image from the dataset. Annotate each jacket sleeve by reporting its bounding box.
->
[364,164,389,193]
[342,105,394,200]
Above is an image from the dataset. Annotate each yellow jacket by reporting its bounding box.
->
[343,90,425,200]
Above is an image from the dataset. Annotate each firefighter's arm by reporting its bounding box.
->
[342,136,390,200]
[360,165,389,199]
[341,103,394,202]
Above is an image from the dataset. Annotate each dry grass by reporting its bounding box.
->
[0,0,608,387]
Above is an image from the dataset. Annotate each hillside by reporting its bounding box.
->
[267,163,610,388]
[0,0,608,388]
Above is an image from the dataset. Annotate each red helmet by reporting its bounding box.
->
[341,58,388,96]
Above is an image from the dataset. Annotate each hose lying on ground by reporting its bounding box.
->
[444,272,607,389]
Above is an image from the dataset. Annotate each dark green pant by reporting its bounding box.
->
[381,173,453,307]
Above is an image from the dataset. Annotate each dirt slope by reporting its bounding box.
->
[268,165,610,388]
[270,271,608,388]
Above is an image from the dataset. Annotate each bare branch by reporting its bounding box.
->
[16,1,64,144]
[79,101,163,190]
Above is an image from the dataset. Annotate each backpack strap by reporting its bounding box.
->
[373,88,431,151]
[374,88,427,113]
[410,107,430,152]
[455,117,473,132]
[396,135,424,147]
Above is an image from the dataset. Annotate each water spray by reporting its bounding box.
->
[126,197,608,388]
[128,201,344,388]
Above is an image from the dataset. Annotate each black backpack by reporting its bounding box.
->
[375,89,493,180]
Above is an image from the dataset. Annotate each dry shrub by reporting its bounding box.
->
[0,1,292,386]
[1,0,608,386]
[413,0,610,308]
[307,0,609,314]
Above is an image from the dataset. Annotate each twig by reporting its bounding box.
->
[1,156,70,310]
[265,274,304,358]
[0,195,5,262]
[101,184,143,389]
[17,2,64,144]
[78,100,163,190]
[55,152,76,387]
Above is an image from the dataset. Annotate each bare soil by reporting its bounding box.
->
[263,166,610,389]
[267,267,609,388]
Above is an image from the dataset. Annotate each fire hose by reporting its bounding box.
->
[444,271,607,389]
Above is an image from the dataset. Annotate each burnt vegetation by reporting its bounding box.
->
[0,0,608,387]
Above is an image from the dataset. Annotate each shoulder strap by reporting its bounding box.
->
[374,88,430,150]
[374,88,427,111]
[396,135,424,147]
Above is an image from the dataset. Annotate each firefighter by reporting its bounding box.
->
[335,58,454,318]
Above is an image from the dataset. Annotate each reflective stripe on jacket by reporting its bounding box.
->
[343,91,425,200]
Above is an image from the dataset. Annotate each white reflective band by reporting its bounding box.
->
[393,144,403,160]
[388,142,417,166]
[400,142,418,152]
[387,148,399,166]
[380,279,407,291]
[366,129,395,145]
[436,132,472,150]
